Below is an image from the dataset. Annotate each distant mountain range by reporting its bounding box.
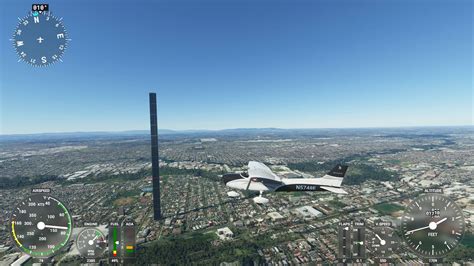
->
[1,126,472,141]
[0,128,287,139]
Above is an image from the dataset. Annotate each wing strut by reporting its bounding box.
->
[245,178,253,190]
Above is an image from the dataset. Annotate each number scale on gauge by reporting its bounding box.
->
[76,228,107,258]
[11,11,69,66]
[367,224,399,258]
[402,194,464,258]
[10,194,72,257]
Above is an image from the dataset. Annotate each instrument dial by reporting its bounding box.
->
[401,194,465,257]
[12,11,69,66]
[10,194,72,257]
[367,222,399,258]
[76,228,107,258]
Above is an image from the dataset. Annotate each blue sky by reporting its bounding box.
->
[0,0,472,134]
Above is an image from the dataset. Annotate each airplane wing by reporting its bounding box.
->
[248,161,281,182]
[320,186,348,194]
[225,178,272,191]
[224,161,283,192]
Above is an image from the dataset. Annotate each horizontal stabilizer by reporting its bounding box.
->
[321,186,348,194]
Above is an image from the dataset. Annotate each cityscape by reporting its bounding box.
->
[1,0,472,264]
[0,126,472,264]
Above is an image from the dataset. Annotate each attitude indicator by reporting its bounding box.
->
[10,194,72,257]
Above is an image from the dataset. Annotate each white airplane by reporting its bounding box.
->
[223,161,348,204]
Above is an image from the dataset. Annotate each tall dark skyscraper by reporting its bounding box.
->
[149,92,161,220]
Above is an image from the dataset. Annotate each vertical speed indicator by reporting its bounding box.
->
[10,194,73,258]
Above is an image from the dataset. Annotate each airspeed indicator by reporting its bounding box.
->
[10,194,72,257]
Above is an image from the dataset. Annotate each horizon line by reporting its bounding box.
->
[1,124,473,136]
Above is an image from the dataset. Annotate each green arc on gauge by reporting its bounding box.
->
[11,195,73,258]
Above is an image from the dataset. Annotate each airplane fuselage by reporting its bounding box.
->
[223,161,348,195]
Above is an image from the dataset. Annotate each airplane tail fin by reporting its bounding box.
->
[321,164,348,187]
[328,164,348,178]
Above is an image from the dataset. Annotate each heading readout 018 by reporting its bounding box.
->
[32,4,49,11]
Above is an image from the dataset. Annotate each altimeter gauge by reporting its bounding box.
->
[402,193,465,258]
[12,11,69,66]
[10,194,73,257]
[76,228,107,258]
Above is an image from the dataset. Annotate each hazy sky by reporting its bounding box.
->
[0,0,472,134]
